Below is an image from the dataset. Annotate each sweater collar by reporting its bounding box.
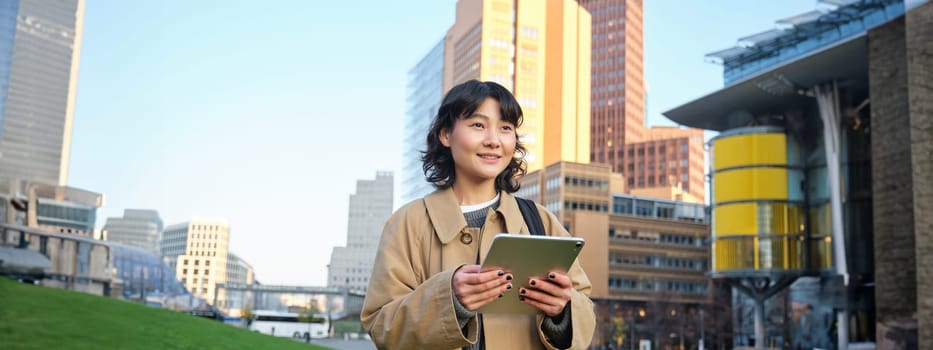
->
[424,187,526,244]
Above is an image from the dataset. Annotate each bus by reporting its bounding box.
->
[249,310,329,340]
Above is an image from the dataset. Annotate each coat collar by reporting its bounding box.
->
[424,187,526,244]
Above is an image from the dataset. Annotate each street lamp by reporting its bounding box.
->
[633,308,645,350]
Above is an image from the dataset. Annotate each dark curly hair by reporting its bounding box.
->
[421,80,527,193]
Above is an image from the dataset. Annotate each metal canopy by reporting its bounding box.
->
[737,29,789,47]
[776,10,826,28]
[663,34,868,132]
[705,46,752,63]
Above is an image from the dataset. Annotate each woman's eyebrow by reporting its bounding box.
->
[466,113,491,120]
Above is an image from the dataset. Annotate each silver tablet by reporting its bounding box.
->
[479,234,585,314]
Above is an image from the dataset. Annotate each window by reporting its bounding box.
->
[205,270,210,275]
[194,260,199,266]
[205,260,210,266]
[194,269,199,274]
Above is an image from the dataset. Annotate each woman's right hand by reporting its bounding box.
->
[452,265,513,311]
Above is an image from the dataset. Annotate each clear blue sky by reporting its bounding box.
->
[69,0,815,286]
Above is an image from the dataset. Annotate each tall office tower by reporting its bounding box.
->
[444,0,591,172]
[103,209,164,255]
[0,0,85,188]
[578,0,646,160]
[163,218,231,303]
[328,172,393,293]
[401,39,445,204]
[578,0,706,202]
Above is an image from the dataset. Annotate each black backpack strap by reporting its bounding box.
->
[516,197,546,236]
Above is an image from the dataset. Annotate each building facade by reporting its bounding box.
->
[401,39,445,204]
[444,0,591,172]
[1,181,103,237]
[578,0,646,156]
[103,209,164,256]
[664,0,931,347]
[327,172,393,293]
[159,222,188,272]
[577,0,707,202]
[518,161,727,349]
[623,127,705,202]
[225,252,254,286]
[0,0,85,188]
[163,218,231,304]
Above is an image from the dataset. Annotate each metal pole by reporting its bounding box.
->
[631,313,635,350]
[699,308,705,350]
[814,82,849,350]
[754,299,765,350]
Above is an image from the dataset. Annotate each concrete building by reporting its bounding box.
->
[518,161,728,349]
[327,172,393,293]
[664,0,931,347]
[0,0,85,188]
[162,218,230,305]
[103,209,163,256]
[401,39,445,204]
[444,0,591,172]
[2,180,102,237]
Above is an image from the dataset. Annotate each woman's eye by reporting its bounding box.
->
[501,125,513,132]
[470,122,484,128]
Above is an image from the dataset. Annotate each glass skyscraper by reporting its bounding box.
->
[0,0,85,188]
[400,39,444,205]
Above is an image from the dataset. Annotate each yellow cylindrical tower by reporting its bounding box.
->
[710,127,831,276]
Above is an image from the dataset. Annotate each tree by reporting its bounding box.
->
[298,303,321,323]
[241,302,256,327]
[612,314,628,348]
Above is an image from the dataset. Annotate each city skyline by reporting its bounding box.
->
[67,0,815,286]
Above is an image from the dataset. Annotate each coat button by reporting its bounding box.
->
[460,233,473,245]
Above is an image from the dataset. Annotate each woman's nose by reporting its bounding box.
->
[483,130,501,148]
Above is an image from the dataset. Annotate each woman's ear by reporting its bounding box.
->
[439,128,452,148]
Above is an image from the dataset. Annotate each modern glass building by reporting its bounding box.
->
[110,242,192,306]
[400,39,444,205]
[665,0,931,347]
[0,0,85,188]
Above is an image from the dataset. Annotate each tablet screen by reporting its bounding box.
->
[479,234,585,314]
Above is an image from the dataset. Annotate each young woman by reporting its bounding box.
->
[361,80,595,349]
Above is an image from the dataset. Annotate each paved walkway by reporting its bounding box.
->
[307,338,376,350]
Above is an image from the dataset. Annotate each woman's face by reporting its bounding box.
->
[440,97,517,188]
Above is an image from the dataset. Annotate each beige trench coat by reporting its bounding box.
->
[361,188,596,349]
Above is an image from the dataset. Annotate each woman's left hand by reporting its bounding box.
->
[518,271,572,317]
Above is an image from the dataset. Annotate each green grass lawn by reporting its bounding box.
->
[0,277,330,350]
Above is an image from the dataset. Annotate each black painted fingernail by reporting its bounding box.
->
[549,273,556,279]
[498,271,504,277]
[499,294,503,298]
[519,296,525,301]
[530,279,536,286]
[507,284,512,290]
[506,275,513,281]
[520,288,526,295]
